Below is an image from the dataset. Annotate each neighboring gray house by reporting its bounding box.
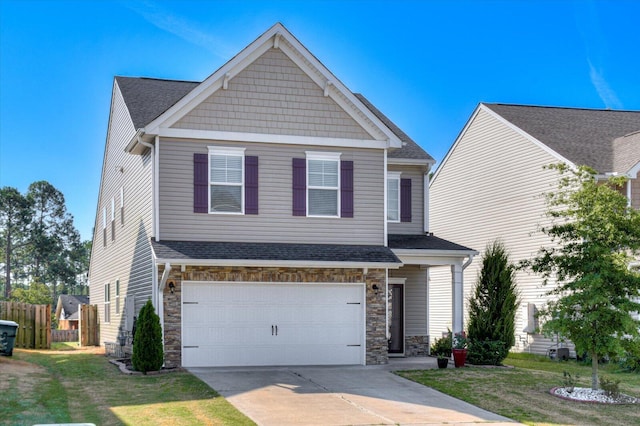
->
[88,23,475,368]
[55,294,90,330]
[429,103,640,355]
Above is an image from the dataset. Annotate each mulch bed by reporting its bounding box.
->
[109,358,183,375]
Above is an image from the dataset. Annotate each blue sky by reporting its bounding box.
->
[1,0,639,242]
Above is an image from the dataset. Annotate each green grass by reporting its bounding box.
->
[398,353,640,426]
[0,347,254,426]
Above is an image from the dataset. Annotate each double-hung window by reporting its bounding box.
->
[209,147,245,214]
[115,279,120,315]
[387,172,401,222]
[307,152,340,217]
[104,283,111,323]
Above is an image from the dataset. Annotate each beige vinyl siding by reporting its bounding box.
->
[387,165,425,234]
[429,107,563,355]
[172,48,373,140]
[89,82,154,345]
[158,139,385,245]
[390,265,427,336]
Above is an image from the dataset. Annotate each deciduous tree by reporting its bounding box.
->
[524,164,640,389]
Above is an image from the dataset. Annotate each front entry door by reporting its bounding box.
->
[388,284,404,354]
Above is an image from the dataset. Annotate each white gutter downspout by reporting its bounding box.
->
[627,179,632,208]
[424,170,430,233]
[137,134,157,241]
[157,262,172,352]
[384,148,388,246]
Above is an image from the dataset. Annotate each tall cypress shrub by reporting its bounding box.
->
[132,299,163,374]
[467,240,519,365]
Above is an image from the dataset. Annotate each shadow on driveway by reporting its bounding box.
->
[189,357,522,425]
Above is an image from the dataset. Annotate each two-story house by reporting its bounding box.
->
[429,103,640,356]
[88,23,476,368]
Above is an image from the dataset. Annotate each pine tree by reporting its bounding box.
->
[467,240,519,365]
[132,300,163,374]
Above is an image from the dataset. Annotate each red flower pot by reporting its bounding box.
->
[452,348,467,368]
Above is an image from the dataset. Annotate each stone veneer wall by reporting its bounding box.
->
[159,265,388,368]
[405,335,430,357]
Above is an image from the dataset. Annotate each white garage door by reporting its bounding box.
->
[181,282,365,367]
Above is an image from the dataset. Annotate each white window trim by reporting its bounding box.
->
[102,207,107,229]
[115,279,120,315]
[207,146,246,215]
[306,151,341,218]
[104,282,111,324]
[111,197,115,222]
[387,172,401,223]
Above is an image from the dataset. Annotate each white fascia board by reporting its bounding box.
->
[430,103,577,186]
[430,104,482,185]
[479,104,576,167]
[392,248,478,266]
[144,26,280,135]
[143,22,401,150]
[626,161,640,178]
[154,258,402,269]
[387,157,435,167]
[157,127,389,149]
[277,39,402,148]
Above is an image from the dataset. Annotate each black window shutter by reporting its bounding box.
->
[340,160,354,218]
[193,153,209,213]
[400,178,412,222]
[292,158,306,216]
[245,156,259,214]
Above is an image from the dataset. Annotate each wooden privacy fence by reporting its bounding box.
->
[0,301,51,349]
[52,329,79,343]
[79,304,99,346]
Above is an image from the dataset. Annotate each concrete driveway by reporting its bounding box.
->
[188,358,520,426]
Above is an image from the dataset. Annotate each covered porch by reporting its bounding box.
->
[387,234,478,356]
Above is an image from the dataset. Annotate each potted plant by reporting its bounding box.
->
[452,332,468,368]
[431,332,452,369]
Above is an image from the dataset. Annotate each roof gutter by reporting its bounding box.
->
[153,258,403,269]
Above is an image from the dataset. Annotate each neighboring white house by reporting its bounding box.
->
[88,23,475,368]
[429,103,640,355]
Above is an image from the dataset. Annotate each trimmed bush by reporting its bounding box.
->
[467,340,506,365]
[132,299,163,374]
[467,240,519,365]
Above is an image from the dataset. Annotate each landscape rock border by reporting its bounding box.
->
[109,358,183,375]
[550,386,639,405]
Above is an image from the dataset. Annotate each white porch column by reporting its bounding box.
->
[451,262,464,335]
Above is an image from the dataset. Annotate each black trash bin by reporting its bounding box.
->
[0,320,19,356]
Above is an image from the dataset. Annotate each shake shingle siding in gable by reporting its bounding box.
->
[89,81,154,345]
[158,140,385,245]
[172,49,373,140]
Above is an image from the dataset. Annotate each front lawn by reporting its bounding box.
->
[0,345,254,425]
[398,353,640,426]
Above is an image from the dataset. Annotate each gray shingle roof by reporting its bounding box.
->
[613,131,640,173]
[115,76,198,129]
[354,93,434,162]
[483,103,640,173]
[56,295,90,320]
[114,76,430,162]
[388,234,476,252]
[151,239,401,265]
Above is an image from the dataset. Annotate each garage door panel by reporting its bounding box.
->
[182,282,364,367]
